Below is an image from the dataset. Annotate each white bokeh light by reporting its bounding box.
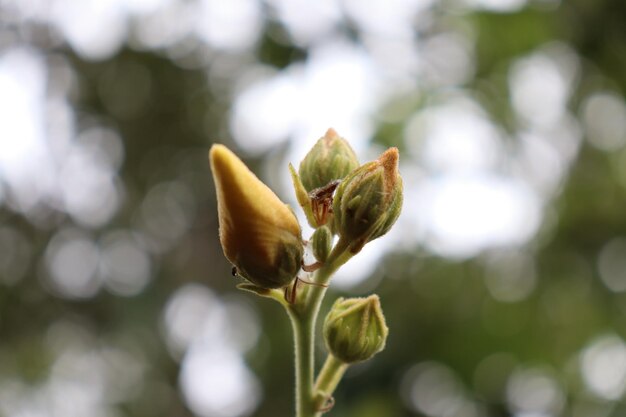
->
[230,68,300,154]
[463,0,526,12]
[401,361,478,417]
[164,283,262,416]
[332,236,390,289]
[163,284,261,356]
[59,137,122,228]
[418,32,475,86]
[51,0,128,60]
[0,47,126,227]
[163,283,222,357]
[509,45,579,128]
[343,0,434,38]
[100,230,152,297]
[484,250,537,302]
[0,47,54,213]
[137,181,196,253]
[44,228,102,299]
[416,175,541,258]
[180,345,261,417]
[506,367,564,415]
[515,113,582,198]
[124,0,171,14]
[597,237,626,293]
[194,0,262,51]
[517,131,567,197]
[400,94,545,259]
[266,0,341,45]
[582,91,626,152]
[580,334,626,401]
[231,40,379,156]
[134,1,195,49]
[405,97,501,174]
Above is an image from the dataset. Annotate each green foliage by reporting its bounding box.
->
[2,1,626,416]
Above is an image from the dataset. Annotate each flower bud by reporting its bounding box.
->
[209,144,304,289]
[333,147,403,254]
[299,128,360,192]
[323,295,388,364]
[311,226,332,263]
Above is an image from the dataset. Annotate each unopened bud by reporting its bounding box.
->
[299,128,360,192]
[323,295,389,364]
[311,226,332,263]
[209,144,304,289]
[333,148,403,254]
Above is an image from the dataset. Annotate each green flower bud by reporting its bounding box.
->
[323,295,389,364]
[333,147,403,254]
[311,226,332,263]
[299,128,360,192]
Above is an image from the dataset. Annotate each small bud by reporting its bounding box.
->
[299,128,360,192]
[209,144,304,289]
[323,295,389,364]
[333,148,403,254]
[311,226,332,263]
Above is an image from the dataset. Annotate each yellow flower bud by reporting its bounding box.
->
[209,144,304,289]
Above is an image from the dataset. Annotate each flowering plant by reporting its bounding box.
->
[209,129,403,417]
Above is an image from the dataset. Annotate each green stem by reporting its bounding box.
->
[288,307,316,417]
[287,238,353,417]
[313,354,348,411]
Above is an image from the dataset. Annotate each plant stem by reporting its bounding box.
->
[288,307,316,417]
[287,238,353,417]
[313,354,348,411]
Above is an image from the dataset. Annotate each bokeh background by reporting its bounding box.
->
[1,0,626,416]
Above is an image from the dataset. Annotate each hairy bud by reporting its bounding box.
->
[333,147,403,254]
[299,128,360,192]
[311,226,332,263]
[323,295,389,364]
[209,144,303,289]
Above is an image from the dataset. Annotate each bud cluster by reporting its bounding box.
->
[209,130,401,404]
[210,131,402,284]
[293,129,403,258]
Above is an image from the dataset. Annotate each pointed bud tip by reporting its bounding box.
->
[365,294,381,306]
[209,143,227,161]
[321,128,342,149]
[378,147,399,171]
[324,128,339,140]
[209,143,241,176]
[379,147,400,192]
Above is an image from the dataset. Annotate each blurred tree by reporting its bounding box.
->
[0,0,625,416]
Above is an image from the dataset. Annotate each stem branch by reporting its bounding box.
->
[313,354,348,412]
[287,239,353,417]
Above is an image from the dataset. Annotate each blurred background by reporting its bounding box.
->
[1,0,626,416]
